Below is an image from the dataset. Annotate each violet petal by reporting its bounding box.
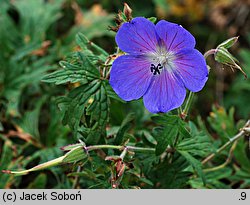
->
[143,70,186,113]
[110,55,153,101]
[116,17,159,55]
[156,20,196,52]
[174,49,208,92]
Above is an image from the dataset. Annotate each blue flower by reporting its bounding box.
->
[110,17,208,113]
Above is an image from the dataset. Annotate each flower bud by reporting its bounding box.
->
[217,36,239,49]
[214,37,247,78]
[123,3,132,21]
[215,47,237,65]
[109,4,133,32]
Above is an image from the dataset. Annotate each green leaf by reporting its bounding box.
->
[42,33,104,86]
[12,41,43,61]
[42,52,100,85]
[178,150,206,185]
[76,33,108,60]
[207,105,237,142]
[233,138,250,171]
[114,112,135,145]
[178,121,192,138]
[86,84,109,144]
[42,33,110,142]
[14,96,47,140]
[140,130,157,145]
[27,174,47,189]
[153,153,190,188]
[152,114,180,156]
[231,169,250,188]
[189,168,232,188]
[57,80,101,132]
[14,0,63,41]
[137,176,154,186]
[56,79,109,143]
[151,114,179,125]
[176,132,213,158]
[155,124,179,156]
[2,58,52,117]
[148,17,157,23]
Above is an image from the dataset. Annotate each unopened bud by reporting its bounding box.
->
[215,47,237,65]
[215,47,247,78]
[217,36,239,49]
[123,3,132,21]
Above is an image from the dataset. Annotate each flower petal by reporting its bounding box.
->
[143,70,186,113]
[156,20,195,52]
[174,49,208,92]
[110,55,153,101]
[116,17,158,55]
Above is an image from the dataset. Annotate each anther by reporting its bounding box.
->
[150,63,163,75]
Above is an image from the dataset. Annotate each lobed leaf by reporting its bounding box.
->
[42,52,100,85]
[155,124,179,156]
[178,150,206,185]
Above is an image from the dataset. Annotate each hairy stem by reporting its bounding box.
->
[181,91,194,119]
[72,165,82,189]
[202,120,250,165]
[204,49,217,59]
[86,144,155,153]
[119,147,128,160]
[203,141,238,172]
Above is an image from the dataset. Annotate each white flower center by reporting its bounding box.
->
[146,46,176,75]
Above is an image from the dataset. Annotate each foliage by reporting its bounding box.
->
[0,0,250,189]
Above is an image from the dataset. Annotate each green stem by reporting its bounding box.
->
[203,141,237,172]
[181,91,194,119]
[177,106,182,115]
[119,147,128,160]
[202,120,250,165]
[72,165,82,189]
[126,145,155,152]
[87,144,155,153]
[87,144,123,151]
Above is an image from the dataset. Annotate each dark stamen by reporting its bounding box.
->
[150,63,163,75]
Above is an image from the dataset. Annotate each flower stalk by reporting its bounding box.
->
[181,91,195,120]
[87,144,155,153]
[204,49,217,59]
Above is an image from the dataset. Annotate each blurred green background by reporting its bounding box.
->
[0,0,249,188]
